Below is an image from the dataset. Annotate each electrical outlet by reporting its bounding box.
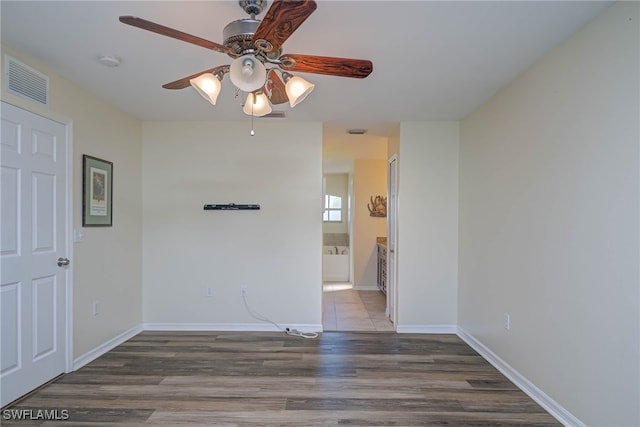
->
[206,286,213,297]
[92,301,99,316]
[241,285,248,297]
[503,313,510,331]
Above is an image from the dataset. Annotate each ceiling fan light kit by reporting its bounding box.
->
[229,54,267,93]
[243,91,272,117]
[119,0,372,117]
[281,72,315,108]
[190,72,223,105]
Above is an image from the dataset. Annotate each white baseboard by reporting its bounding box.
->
[353,285,379,291]
[396,324,457,334]
[142,323,323,333]
[456,327,585,427]
[73,324,142,371]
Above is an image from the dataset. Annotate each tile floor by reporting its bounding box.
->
[322,283,395,331]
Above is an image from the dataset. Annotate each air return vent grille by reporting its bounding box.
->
[5,55,49,106]
[262,111,286,118]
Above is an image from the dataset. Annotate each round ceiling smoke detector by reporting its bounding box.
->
[98,55,122,67]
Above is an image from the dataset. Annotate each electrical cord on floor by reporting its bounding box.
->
[242,294,318,339]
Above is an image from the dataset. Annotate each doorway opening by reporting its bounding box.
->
[321,131,394,332]
[322,173,351,284]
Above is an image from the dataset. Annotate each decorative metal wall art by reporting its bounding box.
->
[367,195,387,217]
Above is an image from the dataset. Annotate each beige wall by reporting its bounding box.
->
[458,2,640,425]
[1,45,143,359]
[353,159,387,288]
[141,121,323,328]
[4,3,638,422]
[396,122,459,329]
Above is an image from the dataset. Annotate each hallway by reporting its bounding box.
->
[322,285,394,331]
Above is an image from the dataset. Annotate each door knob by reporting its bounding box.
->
[57,257,70,267]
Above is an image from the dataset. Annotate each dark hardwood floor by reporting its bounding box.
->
[4,332,560,426]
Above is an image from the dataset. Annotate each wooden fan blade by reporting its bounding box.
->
[162,65,229,90]
[119,16,233,55]
[264,69,289,105]
[279,54,373,79]
[253,0,317,53]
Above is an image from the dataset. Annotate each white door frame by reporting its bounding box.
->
[347,172,354,284]
[387,154,398,325]
[62,114,74,374]
[2,100,74,376]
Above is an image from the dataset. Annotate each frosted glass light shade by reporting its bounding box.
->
[190,73,222,105]
[243,92,272,117]
[229,55,267,92]
[284,75,315,107]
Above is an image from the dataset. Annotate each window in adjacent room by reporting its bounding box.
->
[323,195,342,222]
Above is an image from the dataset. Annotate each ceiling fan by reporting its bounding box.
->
[119,0,373,116]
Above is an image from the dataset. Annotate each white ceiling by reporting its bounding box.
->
[1,1,611,138]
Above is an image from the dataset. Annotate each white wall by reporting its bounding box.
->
[387,125,400,162]
[353,159,387,288]
[396,122,459,329]
[458,2,639,426]
[142,121,323,328]
[1,45,143,359]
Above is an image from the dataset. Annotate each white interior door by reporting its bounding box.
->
[387,155,398,324]
[1,102,68,406]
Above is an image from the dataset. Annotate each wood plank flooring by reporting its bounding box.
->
[3,332,561,426]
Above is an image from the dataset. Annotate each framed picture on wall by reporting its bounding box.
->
[82,155,113,226]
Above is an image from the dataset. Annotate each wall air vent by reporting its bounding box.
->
[4,55,49,106]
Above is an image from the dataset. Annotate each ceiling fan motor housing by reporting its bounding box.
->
[223,19,281,59]
[223,19,259,57]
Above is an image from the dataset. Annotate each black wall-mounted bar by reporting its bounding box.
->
[203,204,260,211]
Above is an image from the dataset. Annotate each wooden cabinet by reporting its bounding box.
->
[377,244,387,294]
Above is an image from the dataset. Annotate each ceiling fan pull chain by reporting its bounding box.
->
[250,99,255,136]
